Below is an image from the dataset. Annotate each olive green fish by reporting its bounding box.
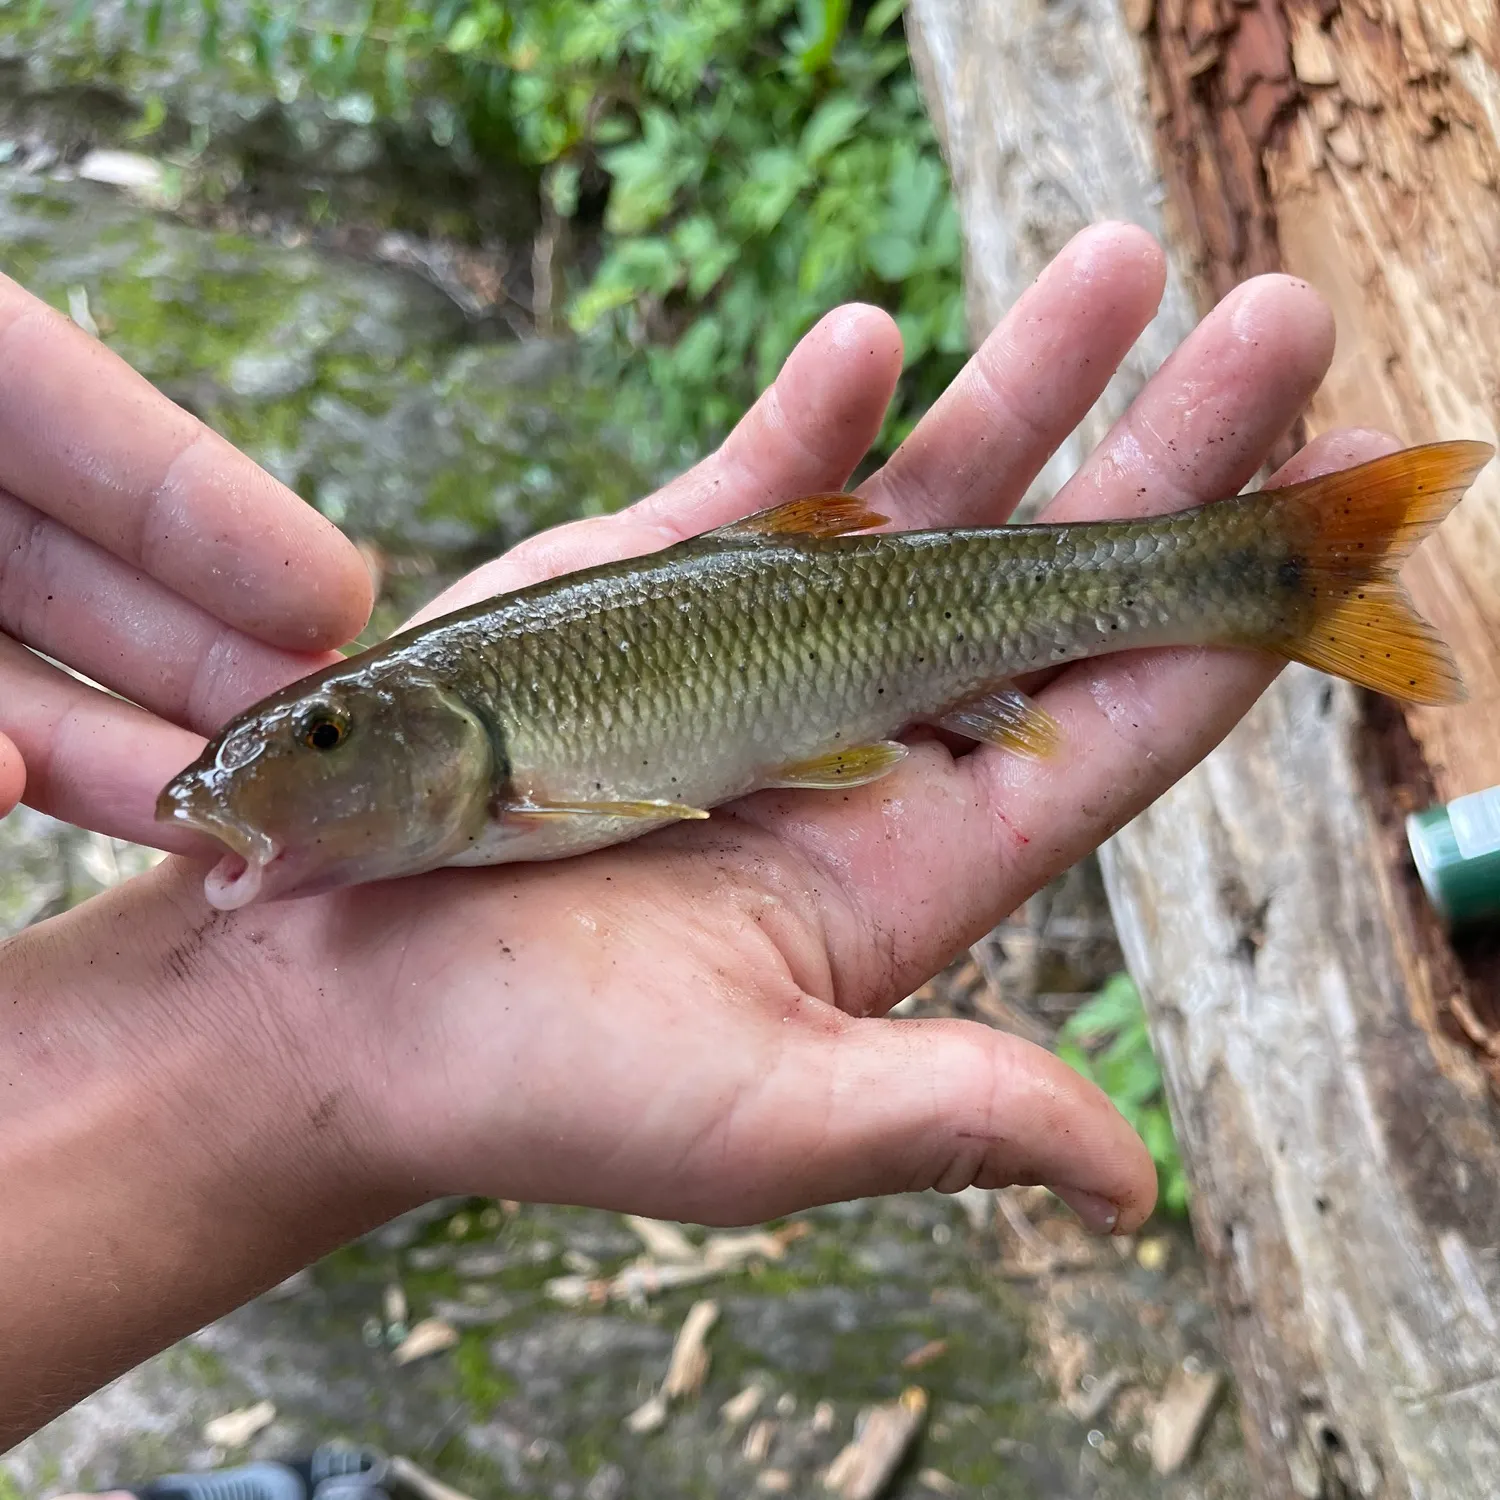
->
[158,441,1491,909]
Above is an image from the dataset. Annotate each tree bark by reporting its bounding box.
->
[907,3,1500,1496]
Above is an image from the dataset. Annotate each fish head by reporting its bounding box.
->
[157,669,494,910]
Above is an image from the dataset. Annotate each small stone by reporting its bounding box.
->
[743,1418,776,1463]
[76,149,166,195]
[720,1384,765,1429]
[392,1317,460,1365]
[624,1393,668,1435]
[1136,1237,1172,1272]
[918,1471,958,1496]
[757,1470,793,1492]
[429,1296,514,1328]
[227,348,315,401]
[811,1401,836,1434]
[1150,1364,1225,1474]
[544,1273,597,1308]
[454,1250,512,1278]
[383,1283,408,1331]
[584,1464,627,1500]
[202,1399,275,1448]
[774,1392,797,1417]
[262,1269,313,1301]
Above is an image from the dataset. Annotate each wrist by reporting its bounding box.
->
[0,857,413,1441]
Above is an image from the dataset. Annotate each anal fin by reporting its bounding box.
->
[934,687,1062,759]
[765,741,908,789]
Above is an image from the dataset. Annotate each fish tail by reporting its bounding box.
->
[1260,440,1492,705]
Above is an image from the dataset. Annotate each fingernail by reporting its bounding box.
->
[1050,1185,1120,1234]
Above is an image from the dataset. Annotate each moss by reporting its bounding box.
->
[453,1331,516,1417]
[165,1340,236,1391]
[0,170,655,621]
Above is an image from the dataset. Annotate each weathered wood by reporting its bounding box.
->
[1138,0,1500,809]
[905,0,1201,516]
[908,2,1500,1495]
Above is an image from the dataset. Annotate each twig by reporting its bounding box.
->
[823,1388,928,1500]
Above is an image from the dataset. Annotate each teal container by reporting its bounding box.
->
[1406,785,1500,930]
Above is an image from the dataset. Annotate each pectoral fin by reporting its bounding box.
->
[765,741,909,789]
[505,797,710,821]
[934,687,1062,759]
[709,494,888,542]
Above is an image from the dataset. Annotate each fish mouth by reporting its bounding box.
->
[155,786,284,911]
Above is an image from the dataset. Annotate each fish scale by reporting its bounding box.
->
[418,513,1290,819]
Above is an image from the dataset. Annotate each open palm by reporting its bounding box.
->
[1,223,1386,1234]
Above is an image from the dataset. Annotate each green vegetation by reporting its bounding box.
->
[69,0,966,466]
[1057,973,1191,1218]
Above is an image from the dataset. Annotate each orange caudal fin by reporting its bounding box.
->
[1267,440,1492,705]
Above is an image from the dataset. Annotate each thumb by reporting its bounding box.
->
[0,731,23,818]
[714,1015,1158,1232]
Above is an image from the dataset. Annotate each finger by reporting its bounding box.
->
[0,489,342,733]
[738,274,1343,1003]
[713,1016,1157,1232]
[402,303,904,625]
[860,221,1166,528]
[0,272,371,651]
[560,1012,1156,1231]
[0,730,23,817]
[0,636,212,853]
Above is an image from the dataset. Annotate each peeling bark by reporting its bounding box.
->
[1137,0,1500,806]
[908,3,1500,1495]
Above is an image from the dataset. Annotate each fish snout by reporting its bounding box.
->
[155,767,279,868]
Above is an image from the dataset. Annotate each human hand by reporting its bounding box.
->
[123,222,1388,1233]
[0,273,372,833]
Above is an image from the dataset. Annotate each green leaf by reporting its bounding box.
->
[795,0,851,72]
[1162,1169,1192,1217]
[863,0,906,37]
[673,216,739,300]
[446,13,486,53]
[730,148,811,235]
[800,94,867,165]
[1060,973,1143,1043]
[670,316,724,384]
[866,232,917,283]
[602,110,693,234]
[125,92,168,142]
[1056,1042,1096,1086]
[546,160,581,219]
[1140,1108,1180,1171]
[385,38,410,118]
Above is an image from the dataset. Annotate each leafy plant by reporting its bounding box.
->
[81,0,966,468]
[1057,973,1190,1218]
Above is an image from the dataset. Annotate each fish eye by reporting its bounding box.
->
[295,703,350,752]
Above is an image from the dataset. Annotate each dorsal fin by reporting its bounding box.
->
[707,493,888,542]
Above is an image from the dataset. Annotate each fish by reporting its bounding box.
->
[157,440,1492,910]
